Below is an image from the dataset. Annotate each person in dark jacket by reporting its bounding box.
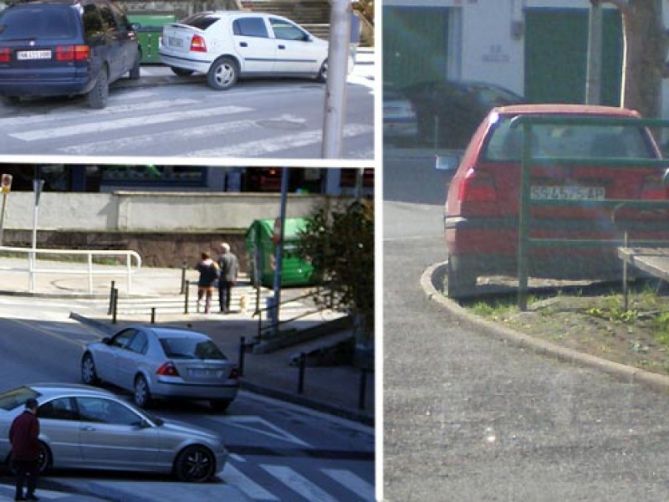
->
[9,398,40,501]
[217,242,239,314]
[195,251,219,314]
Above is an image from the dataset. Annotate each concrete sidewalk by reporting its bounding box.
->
[115,47,376,90]
[0,259,375,425]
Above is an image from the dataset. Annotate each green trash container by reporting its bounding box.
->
[128,13,177,64]
[245,218,315,288]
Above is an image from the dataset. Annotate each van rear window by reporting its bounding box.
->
[0,7,79,41]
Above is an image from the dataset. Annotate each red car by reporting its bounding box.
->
[445,104,669,298]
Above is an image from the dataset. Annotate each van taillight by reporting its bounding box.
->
[55,45,90,62]
[156,362,180,376]
[641,174,667,200]
[458,168,497,203]
[190,35,207,52]
[0,48,10,63]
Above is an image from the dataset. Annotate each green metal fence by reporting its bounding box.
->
[511,114,669,310]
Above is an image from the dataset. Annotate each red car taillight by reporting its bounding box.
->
[640,174,667,200]
[156,361,180,376]
[458,168,497,203]
[0,48,11,63]
[190,35,207,53]
[55,45,90,62]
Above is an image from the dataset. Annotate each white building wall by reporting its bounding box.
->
[1,192,326,232]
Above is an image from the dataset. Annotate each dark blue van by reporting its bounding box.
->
[0,0,141,108]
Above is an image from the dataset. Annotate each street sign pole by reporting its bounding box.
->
[30,173,44,293]
[0,173,12,246]
[271,168,289,336]
[321,0,351,158]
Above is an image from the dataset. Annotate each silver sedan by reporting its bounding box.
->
[0,384,228,482]
[81,325,239,411]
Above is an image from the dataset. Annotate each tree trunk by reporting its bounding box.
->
[616,0,666,117]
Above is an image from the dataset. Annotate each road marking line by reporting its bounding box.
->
[184,123,374,157]
[9,105,252,141]
[210,416,311,448]
[222,463,278,501]
[59,118,260,155]
[322,469,375,501]
[261,465,337,502]
[0,99,197,128]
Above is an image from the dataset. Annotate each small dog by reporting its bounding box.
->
[239,294,248,314]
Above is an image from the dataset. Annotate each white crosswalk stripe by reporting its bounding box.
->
[261,465,338,502]
[185,123,374,158]
[10,105,252,141]
[322,468,375,501]
[222,464,279,501]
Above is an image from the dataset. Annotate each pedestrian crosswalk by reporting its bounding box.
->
[0,83,374,159]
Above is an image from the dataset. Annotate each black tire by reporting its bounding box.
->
[447,256,478,299]
[87,66,109,109]
[171,66,194,77]
[174,445,216,482]
[81,353,99,385]
[129,51,141,80]
[317,59,327,82]
[8,442,51,476]
[207,57,238,90]
[133,375,152,408]
[209,399,232,413]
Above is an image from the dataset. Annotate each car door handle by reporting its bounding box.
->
[81,426,96,432]
[240,42,248,47]
[278,45,285,50]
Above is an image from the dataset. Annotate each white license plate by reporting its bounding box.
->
[16,50,52,61]
[167,37,183,48]
[530,185,605,201]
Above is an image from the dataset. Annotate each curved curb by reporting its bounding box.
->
[421,261,669,394]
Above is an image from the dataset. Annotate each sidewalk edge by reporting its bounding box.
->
[69,312,375,425]
[420,261,669,394]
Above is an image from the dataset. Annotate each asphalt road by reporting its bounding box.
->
[0,78,374,160]
[0,306,374,502]
[383,151,669,501]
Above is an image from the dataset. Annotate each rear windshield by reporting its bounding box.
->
[0,386,40,411]
[160,337,227,360]
[483,116,657,162]
[180,13,220,31]
[0,7,80,41]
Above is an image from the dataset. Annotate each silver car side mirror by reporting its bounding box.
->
[435,153,461,172]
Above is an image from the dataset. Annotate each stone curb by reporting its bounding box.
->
[420,261,669,394]
[69,313,374,425]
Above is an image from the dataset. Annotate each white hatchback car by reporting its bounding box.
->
[159,11,330,90]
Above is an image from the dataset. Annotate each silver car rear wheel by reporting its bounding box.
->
[207,57,238,90]
[81,353,99,385]
[134,375,151,408]
[174,445,216,482]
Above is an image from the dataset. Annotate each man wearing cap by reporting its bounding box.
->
[9,398,40,501]
[218,242,239,314]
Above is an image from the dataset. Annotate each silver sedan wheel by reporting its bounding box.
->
[207,57,238,90]
[175,445,215,482]
[134,376,150,408]
[81,354,98,385]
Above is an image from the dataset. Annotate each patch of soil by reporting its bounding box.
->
[462,280,669,376]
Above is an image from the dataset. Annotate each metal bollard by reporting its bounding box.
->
[180,262,187,294]
[107,280,116,315]
[358,368,368,410]
[150,307,156,324]
[111,288,118,324]
[238,336,245,376]
[297,352,306,394]
[184,280,190,314]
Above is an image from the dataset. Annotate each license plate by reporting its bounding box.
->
[530,185,605,201]
[167,37,183,48]
[16,50,52,61]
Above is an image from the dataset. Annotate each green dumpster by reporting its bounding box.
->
[128,13,176,64]
[245,218,315,287]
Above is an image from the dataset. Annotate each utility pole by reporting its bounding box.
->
[586,0,603,105]
[271,168,289,336]
[30,167,44,293]
[321,0,352,158]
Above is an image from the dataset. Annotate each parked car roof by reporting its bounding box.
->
[494,103,641,117]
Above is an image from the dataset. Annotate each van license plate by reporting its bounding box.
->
[16,50,52,60]
[531,185,605,201]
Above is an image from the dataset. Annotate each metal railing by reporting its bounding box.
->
[0,245,142,294]
[512,115,669,310]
